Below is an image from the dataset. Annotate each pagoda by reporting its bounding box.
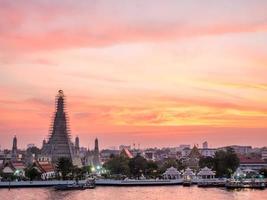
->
[41,90,74,163]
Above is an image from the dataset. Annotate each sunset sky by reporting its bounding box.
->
[0,0,267,150]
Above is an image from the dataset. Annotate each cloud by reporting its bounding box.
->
[1,0,267,52]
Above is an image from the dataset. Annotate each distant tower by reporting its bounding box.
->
[94,138,99,153]
[41,90,74,163]
[75,136,80,155]
[42,139,46,148]
[203,141,208,149]
[93,138,100,166]
[12,135,18,159]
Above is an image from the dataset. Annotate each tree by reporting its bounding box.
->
[146,161,159,178]
[82,165,92,175]
[25,167,41,181]
[103,155,130,176]
[199,156,215,169]
[26,146,41,156]
[128,155,147,178]
[159,158,184,173]
[213,148,239,178]
[56,157,73,180]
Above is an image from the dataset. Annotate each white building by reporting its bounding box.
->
[200,148,217,157]
[197,167,216,179]
[163,167,181,179]
[182,168,195,180]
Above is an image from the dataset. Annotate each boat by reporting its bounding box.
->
[84,178,96,189]
[182,168,195,186]
[55,182,86,190]
[55,178,96,190]
[225,168,265,189]
[183,179,192,186]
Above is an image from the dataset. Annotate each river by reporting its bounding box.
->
[0,186,266,200]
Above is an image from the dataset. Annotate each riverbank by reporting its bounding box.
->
[0,179,266,188]
[0,179,181,188]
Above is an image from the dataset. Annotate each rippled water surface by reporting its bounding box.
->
[0,186,266,200]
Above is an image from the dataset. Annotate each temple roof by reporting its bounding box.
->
[183,167,195,176]
[120,148,133,158]
[189,146,201,158]
[163,167,181,175]
[197,167,215,176]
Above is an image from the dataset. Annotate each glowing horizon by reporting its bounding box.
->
[0,0,267,149]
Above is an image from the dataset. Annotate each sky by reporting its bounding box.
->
[0,0,267,150]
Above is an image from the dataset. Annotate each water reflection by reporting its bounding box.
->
[0,186,266,200]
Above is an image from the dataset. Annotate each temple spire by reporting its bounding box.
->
[12,135,18,160]
[41,90,74,163]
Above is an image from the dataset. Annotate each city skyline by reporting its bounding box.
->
[1,1,267,149]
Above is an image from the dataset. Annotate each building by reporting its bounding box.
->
[119,145,131,151]
[182,168,195,180]
[120,148,133,159]
[144,151,155,160]
[11,136,18,160]
[202,141,208,149]
[238,155,267,170]
[41,90,75,163]
[33,161,55,180]
[93,138,101,166]
[1,161,26,179]
[197,167,216,180]
[27,144,35,149]
[163,167,181,179]
[75,136,80,155]
[179,144,191,150]
[100,149,120,163]
[84,138,101,167]
[183,146,201,170]
[182,147,191,157]
[261,150,267,161]
[199,148,217,157]
[219,145,252,155]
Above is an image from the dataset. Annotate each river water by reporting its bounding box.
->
[0,186,266,200]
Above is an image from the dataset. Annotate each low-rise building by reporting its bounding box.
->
[261,150,267,161]
[199,148,217,157]
[163,167,181,179]
[33,161,56,180]
[197,167,216,180]
[238,155,267,170]
[219,145,252,155]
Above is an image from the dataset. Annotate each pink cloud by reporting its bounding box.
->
[1,1,267,52]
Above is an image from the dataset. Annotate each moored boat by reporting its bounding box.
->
[182,168,195,186]
[55,178,96,190]
[54,183,86,190]
[84,178,96,189]
[226,168,265,189]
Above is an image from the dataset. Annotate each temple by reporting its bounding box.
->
[41,90,75,163]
